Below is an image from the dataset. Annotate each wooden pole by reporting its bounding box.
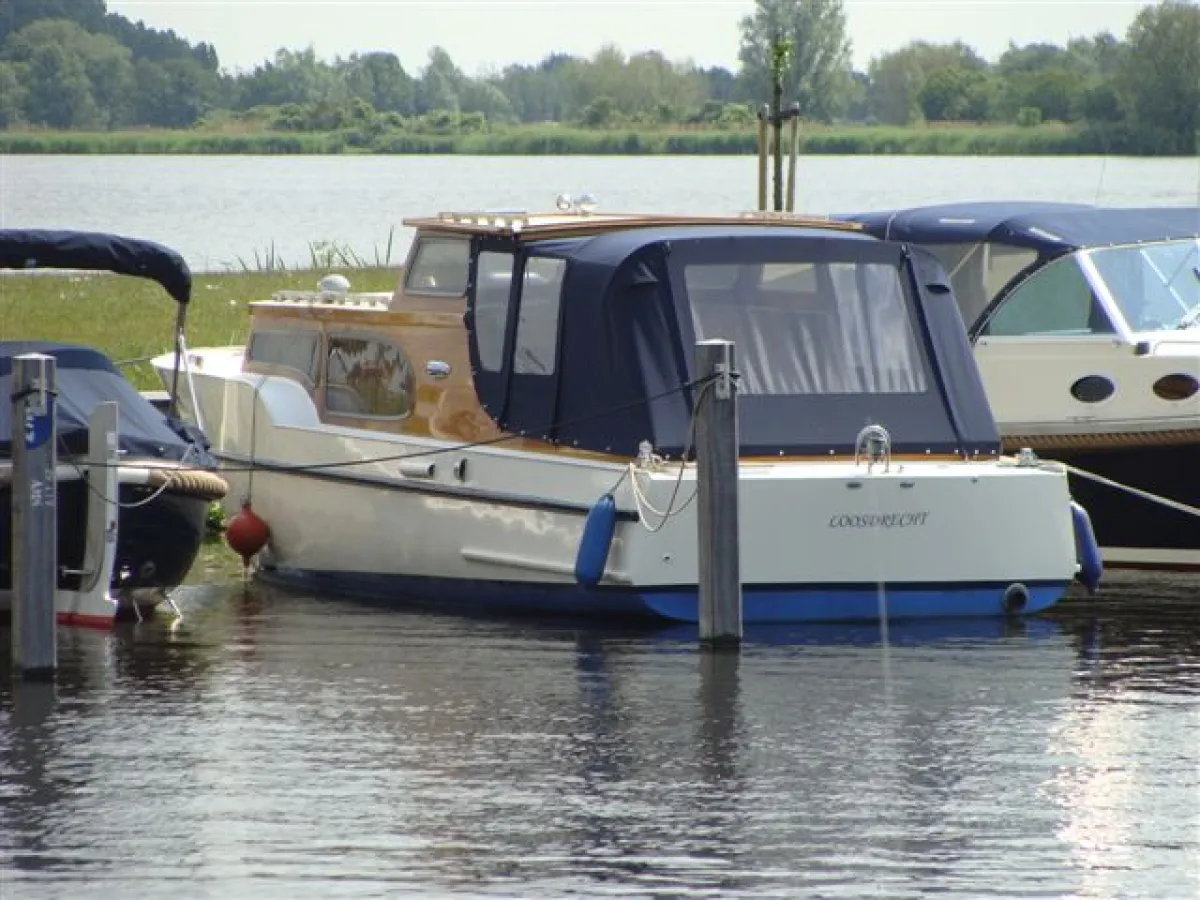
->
[756,105,769,211]
[695,339,742,646]
[11,353,58,679]
[771,84,783,212]
[786,109,801,212]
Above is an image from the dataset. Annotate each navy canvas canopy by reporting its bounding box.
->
[467,225,1001,459]
[0,341,206,461]
[837,202,1200,259]
[0,229,191,306]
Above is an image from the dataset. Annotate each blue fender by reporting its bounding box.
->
[1071,500,1103,594]
[575,493,618,587]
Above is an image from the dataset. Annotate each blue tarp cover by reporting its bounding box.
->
[466,225,1002,458]
[0,229,191,306]
[0,341,206,461]
[837,202,1200,257]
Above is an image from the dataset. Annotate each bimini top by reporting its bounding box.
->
[464,223,1001,458]
[0,341,206,460]
[838,202,1200,258]
[0,229,192,306]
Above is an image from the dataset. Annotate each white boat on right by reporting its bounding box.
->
[839,202,1200,570]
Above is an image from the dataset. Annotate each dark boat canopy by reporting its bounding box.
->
[465,224,1001,458]
[0,342,206,460]
[0,229,191,306]
[837,202,1200,259]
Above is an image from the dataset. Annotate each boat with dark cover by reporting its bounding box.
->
[837,201,1200,569]
[153,205,1101,622]
[0,230,227,615]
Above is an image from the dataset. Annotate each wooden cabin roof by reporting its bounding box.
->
[400,209,864,242]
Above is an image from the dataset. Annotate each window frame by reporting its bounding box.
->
[1083,238,1200,336]
[323,330,416,421]
[678,256,932,397]
[402,235,472,299]
[465,236,522,423]
[245,326,321,389]
[975,252,1119,340]
[512,255,567,377]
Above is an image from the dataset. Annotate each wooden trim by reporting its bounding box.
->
[1003,429,1200,452]
[401,211,864,242]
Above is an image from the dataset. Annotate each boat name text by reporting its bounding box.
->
[828,512,929,529]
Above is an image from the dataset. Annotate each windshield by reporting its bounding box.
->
[1087,238,1200,331]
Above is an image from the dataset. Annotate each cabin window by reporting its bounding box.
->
[514,257,567,375]
[983,245,1038,297]
[472,250,514,373]
[684,260,927,395]
[325,333,415,418]
[925,243,1038,328]
[403,237,470,297]
[247,328,319,386]
[981,255,1114,337]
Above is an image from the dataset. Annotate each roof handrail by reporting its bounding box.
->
[436,210,531,228]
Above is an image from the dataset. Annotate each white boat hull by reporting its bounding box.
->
[974,337,1200,570]
[158,350,1087,623]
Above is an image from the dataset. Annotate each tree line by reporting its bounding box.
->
[1,0,1196,154]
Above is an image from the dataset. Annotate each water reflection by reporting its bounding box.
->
[4,680,63,876]
[0,582,1195,898]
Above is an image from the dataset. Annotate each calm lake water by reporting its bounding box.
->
[2,154,1198,273]
[1,154,1199,897]
[0,572,1198,899]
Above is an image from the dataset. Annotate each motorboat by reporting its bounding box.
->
[0,230,229,621]
[838,202,1200,570]
[151,203,1101,623]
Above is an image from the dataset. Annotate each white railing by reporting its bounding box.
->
[264,289,392,310]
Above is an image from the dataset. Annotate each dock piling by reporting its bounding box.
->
[11,353,58,679]
[695,339,742,646]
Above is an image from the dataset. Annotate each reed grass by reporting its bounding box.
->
[0,267,398,390]
[304,226,397,270]
[0,121,1174,156]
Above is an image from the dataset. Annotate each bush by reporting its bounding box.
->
[1016,107,1043,128]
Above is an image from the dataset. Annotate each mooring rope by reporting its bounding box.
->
[1057,461,1200,521]
[58,439,229,509]
[628,379,715,532]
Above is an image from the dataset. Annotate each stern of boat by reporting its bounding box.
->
[613,456,1080,621]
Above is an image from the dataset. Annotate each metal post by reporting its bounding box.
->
[84,403,120,615]
[11,353,57,679]
[695,339,742,646]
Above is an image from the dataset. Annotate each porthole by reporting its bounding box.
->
[1070,375,1115,403]
[1152,372,1199,402]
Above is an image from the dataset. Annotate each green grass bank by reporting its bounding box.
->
[0,267,398,391]
[0,121,1177,156]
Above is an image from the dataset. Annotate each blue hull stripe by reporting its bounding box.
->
[257,567,1067,624]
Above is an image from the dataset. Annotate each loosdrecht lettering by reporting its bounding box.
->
[828,512,930,528]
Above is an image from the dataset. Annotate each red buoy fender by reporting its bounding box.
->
[225,499,270,567]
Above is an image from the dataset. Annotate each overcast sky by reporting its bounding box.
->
[104,0,1162,75]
